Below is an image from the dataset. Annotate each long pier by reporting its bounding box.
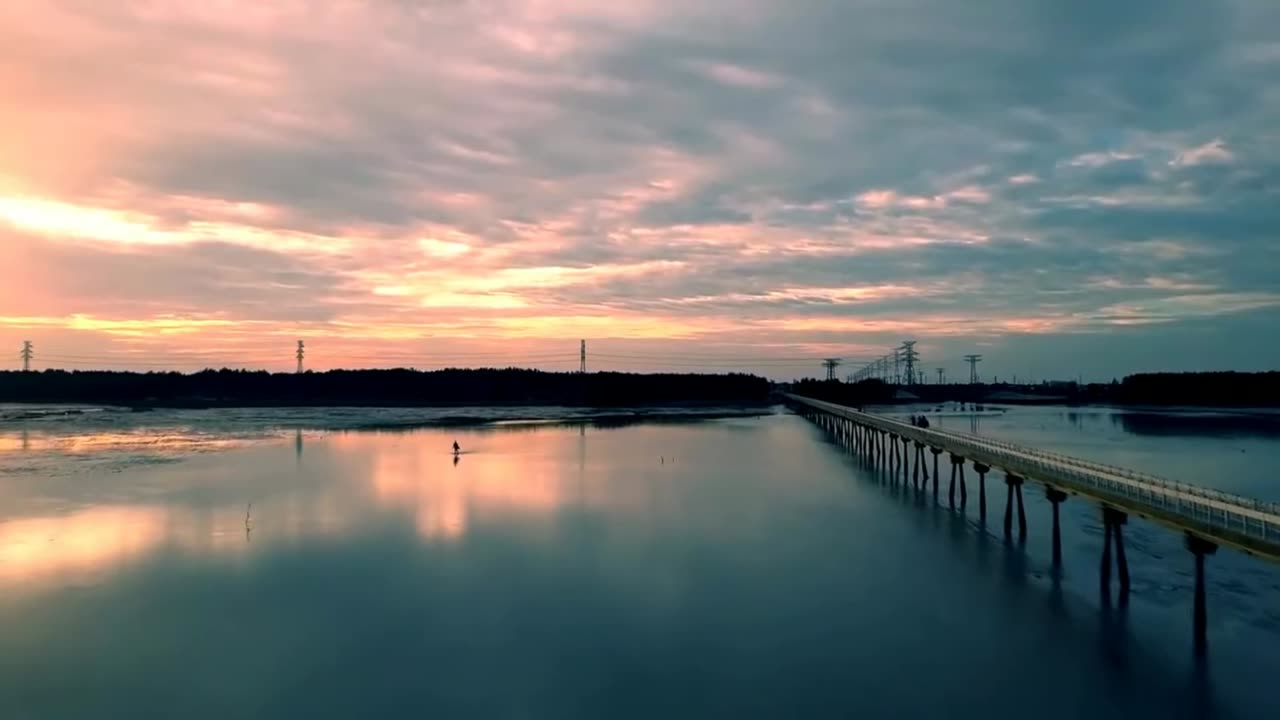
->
[786,394,1280,655]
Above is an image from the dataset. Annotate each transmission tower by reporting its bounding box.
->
[20,341,33,372]
[964,354,983,384]
[936,368,945,384]
[822,358,842,381]
[579,340,587,373]
[296,340,305,374]
[900,341,919,385]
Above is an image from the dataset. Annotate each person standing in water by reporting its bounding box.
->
[452,441,461,454]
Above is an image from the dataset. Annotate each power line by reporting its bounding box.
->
[587,359,812,368]
[592,352,861,363]
[34,353,579,366]
[24,343,886,375]
[847,341,919,384]
[36,348,867,366]
[39,355,277,365]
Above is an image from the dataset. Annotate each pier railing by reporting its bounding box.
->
[787,395,1280,552]
[913,422,1280,515]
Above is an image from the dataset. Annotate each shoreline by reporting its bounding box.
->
[0,402,782,431]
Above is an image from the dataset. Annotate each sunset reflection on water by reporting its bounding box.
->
[0,424,626,587]
[331,428,593,542]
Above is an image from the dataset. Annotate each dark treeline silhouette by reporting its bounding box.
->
[1118,372,1280,407]
[0,368,772,408]
[787,378,895,406]
[788,372,1280,408]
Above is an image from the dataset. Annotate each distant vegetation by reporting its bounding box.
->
[4,368,1277,409]
[1117,372,1280,407]
[0,368,772,408]
[787,378,896,406]
[787,372,1280,408]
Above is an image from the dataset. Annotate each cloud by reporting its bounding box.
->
[1171,138,1236,167]
[1066,152,1139,168]
[1,0,1279,379]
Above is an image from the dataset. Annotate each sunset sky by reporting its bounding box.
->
[3,0,1278,380]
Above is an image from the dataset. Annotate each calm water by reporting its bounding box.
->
[1,405,1279,718]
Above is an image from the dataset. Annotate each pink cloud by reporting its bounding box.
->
[1170,138,1235,167]
[694,62,785,89]
[0,0,1270,377]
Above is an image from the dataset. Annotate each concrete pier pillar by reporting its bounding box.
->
[1186,533,1218,657]
[1003,474,1026,539]
[911,444,920,488]
[1004,482,1014,537]
[1104,507,1130,597]
[915,442,929,485]
[948,454,965,508]
[1045,487,1068,567]
[890,435,898,478]
[973,463,990,523]
[948,460,958,507]
[1101,511,1113,601]
[1016,480,1027,541]
[930,448,942,500]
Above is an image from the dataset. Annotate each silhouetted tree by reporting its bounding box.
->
[1118,372,1280,407]
[788,378,894,406]
[0,368,772,408]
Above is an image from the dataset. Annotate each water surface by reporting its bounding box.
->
[1,407,1278,718]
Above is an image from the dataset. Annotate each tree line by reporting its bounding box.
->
[787,372,1280,407]
[1117,371,1280,407]
[0,368,773,408]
